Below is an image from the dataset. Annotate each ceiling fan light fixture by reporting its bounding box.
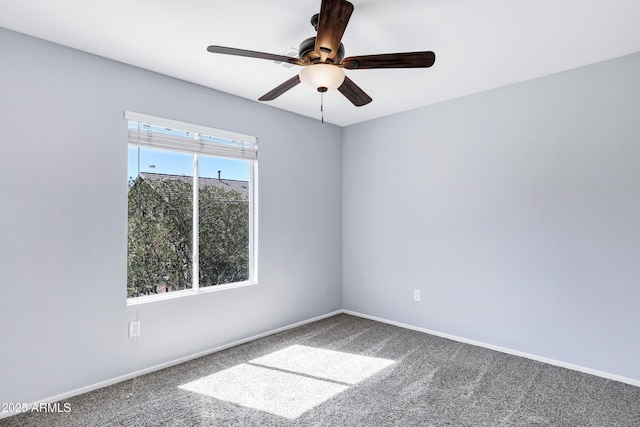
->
[299,64,345,92]
[207,0,434,108]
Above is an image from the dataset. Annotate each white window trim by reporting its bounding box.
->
[125,111,258,305]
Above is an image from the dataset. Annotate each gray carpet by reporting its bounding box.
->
[3,314,639,426]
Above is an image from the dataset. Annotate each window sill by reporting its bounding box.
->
[126,280,257,306]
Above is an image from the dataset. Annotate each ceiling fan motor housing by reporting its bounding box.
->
[299,36,345,64]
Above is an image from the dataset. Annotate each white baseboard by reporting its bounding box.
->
[0,310,342,420]
[342,309,640,388]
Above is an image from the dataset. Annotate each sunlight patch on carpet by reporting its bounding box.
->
[251,344,396,385]
[178,345,395,419]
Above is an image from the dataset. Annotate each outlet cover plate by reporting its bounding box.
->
[129,320,140,337]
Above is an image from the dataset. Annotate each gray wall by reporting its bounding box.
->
[343,52,640,381]
[0,27,342,405]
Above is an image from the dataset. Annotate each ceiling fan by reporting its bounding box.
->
[206,0,435,107]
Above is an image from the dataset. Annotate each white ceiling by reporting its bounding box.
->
[2,0,640,127]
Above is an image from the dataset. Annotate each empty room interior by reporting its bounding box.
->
[1,0,639,425]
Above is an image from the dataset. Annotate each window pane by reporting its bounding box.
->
[127,147,193,297]
[198,156,250,287]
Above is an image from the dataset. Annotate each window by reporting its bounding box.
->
[125,111,257,301]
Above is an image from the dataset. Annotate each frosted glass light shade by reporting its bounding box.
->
[299,64,345,92]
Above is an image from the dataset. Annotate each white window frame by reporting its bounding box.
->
[125,111,258,304]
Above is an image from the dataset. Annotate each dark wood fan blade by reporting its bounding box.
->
[258,75,301,101]
[341,51,435,69]
[338,76,372,107]
[314,0,354,62]
[207,45,305,66]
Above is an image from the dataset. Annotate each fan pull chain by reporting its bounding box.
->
[321,91,324,123]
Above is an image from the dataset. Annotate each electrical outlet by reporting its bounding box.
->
[414,289,421,302]
[129,320,141,337]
